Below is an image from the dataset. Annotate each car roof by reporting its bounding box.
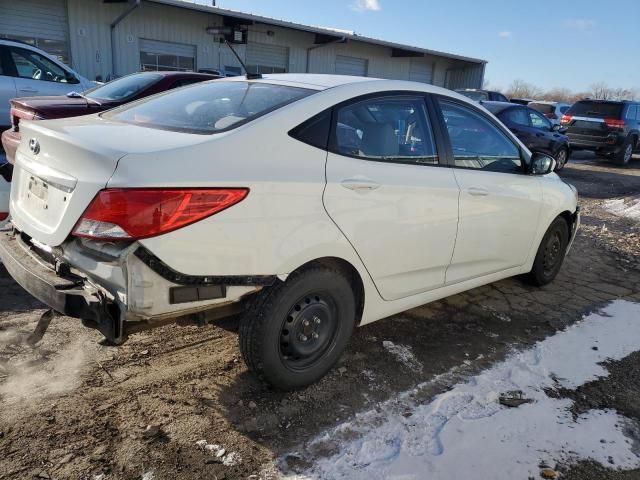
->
[221,73,469,100]
[481,100,519,114]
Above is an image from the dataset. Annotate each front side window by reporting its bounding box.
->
[85,73,162,101]
[8,47,74,83]
[439,99,521,173]
[105,81,314,134]
[529,109,551,130]
[333,96,438,165]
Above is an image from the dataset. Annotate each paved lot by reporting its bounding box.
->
[0,154,639,479]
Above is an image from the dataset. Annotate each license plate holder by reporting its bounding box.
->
[28,176,49,203]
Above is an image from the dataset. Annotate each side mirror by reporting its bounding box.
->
[530,152,556,175]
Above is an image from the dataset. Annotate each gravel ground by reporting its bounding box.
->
[0,153,639,479]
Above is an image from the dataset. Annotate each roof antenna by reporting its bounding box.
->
[222,38,262,80]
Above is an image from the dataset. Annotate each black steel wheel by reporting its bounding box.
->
[525,217,569,286]
[239,266,356,390]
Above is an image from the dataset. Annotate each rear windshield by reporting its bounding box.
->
[529,103,554,114]
[105,81,314,134]
[86,73,162,101]
[567,101,624,119]
[457,90,488,102]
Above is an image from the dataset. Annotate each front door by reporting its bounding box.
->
[436,98,543,284]
[323,94,460,301]
[6,45,80,97]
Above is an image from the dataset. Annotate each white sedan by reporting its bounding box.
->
[0,74,579,389]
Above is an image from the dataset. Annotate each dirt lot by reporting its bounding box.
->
[1,154,639,480]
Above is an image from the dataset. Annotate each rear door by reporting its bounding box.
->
[323,94,460,301]
[501,106,533,146]
[527,108,557,155]
[435,97,542,284]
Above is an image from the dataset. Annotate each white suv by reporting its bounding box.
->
[0,39,94,128]
[0,74,579,389]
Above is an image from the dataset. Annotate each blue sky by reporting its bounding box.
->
[196,0,638,92]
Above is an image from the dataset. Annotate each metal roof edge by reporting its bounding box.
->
[144,0,487,65]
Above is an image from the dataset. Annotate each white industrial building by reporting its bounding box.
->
[0,0,486,88]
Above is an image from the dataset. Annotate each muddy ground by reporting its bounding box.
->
[0,153,639,480]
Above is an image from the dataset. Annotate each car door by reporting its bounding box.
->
[323,94,460,301]
[527,108,560,155]
[500,106,533,146]
[5,46,81,97]
[435,97,542,284]
[0,47,17,128]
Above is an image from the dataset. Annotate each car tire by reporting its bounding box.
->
[614,137,634,166]
[239,266,356,390]
[554,147,569,171]
[525,217,569,287]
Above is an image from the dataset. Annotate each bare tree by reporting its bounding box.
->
[541,87,574,103]
[589,82,612,100]
[505,79,542,99]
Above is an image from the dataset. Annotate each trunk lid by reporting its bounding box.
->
[563,101,625,136]
[10,115,210,246]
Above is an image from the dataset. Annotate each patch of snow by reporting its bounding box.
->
[604,197,640,222]
[382,341,423,372]
[141,472,155,480]
[223,451,242,466]
[284,300,640,479]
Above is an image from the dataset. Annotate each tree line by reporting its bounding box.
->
[487,79,638,103]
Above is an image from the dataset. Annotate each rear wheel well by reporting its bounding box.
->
[292,257,365,325]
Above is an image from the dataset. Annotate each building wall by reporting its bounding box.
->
[51,0,484,88]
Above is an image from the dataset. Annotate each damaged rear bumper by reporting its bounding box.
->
[0,228,274,344]
[0,229,122,341]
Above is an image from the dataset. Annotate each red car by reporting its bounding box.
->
[2,71,220,165]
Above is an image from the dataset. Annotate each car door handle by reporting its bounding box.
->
[467,187,489,197]
[341,178,381,192]
[535,133,545,137]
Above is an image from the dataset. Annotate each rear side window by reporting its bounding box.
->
[332,96,438,165]
[105,81,314,134]
[567,101,624,119]
[503,107,530,126]
[439,99,521,174]
[626,106,637,120]
[289,109,332,150]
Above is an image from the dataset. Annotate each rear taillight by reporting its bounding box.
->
[73,188,249,240]
[604,118,625,129]
[560,114,573,125]
[9,107,38,131]
[0,213,8,222]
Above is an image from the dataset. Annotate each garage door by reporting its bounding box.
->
[335,55,368,77]
[246,43,289,74]
[139,39,196,71]
[409,60,433,84]
[0,0,70,63]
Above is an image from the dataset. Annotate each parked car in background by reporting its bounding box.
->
[529,101,571,125]
[561,100,640,165]
[484,101,571,170]
[2,71,220,165]
[0,74,579,390]
[510,98,534,105]
[0,39,95,128]
[455,88,509,102]
[0,175,8,226]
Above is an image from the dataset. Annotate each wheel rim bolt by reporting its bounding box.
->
[299,334,308,342]
[312,332,319,339]
[302,319,310,327]
[314,317,321,324]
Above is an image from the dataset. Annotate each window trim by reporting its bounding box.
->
[432,94,529,174]
[326,91,445,168]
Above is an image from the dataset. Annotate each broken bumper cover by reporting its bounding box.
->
[0,230,121,341]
